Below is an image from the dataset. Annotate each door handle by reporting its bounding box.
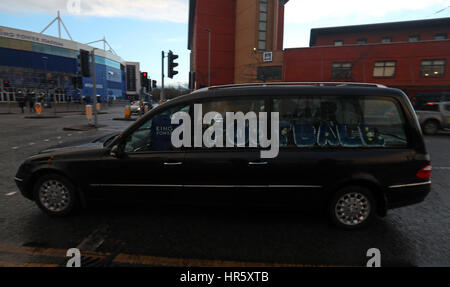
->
[164,162,183,166]
[248,161,268,165]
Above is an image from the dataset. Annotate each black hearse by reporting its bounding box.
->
[15,83,431,229]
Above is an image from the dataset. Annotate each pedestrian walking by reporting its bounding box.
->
[29,94,35,113]
[18,96,25,113]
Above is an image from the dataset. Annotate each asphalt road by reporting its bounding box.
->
[0,107,449,267]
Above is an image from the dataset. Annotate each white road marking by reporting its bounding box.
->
[56,136,62,139]
[58,141,63,144]
[5,192,17,196]
[434,167,450,170]
[67,134,72,136]
[29,142,35,146]
[12,147,19,150]
[44,139,49,142]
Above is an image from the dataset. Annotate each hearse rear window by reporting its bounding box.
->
[273,96,407,148]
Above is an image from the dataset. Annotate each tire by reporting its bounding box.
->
[329,186,376,229]
[33,173,78,217]
[422,120,439,135]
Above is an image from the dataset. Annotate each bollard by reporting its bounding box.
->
[85,105,93,124]
[35,102,42,115]
[124,105,131,119]
[96,102,101,111]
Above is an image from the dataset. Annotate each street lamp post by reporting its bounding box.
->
[42,56,49,108]
[91,48,98,127]
[161,51,165,102]
[204,28,211,87]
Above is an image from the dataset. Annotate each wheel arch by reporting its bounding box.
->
[28,168,87,208]
[326,177,387,217]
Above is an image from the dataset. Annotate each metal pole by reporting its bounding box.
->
[42,56,49,110]
[57,10,61,39]
[161,51,165,102]
[8,91,11,114]
[207,29,211,87]
[91,49,98,127]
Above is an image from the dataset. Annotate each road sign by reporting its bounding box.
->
[263,51,273,62]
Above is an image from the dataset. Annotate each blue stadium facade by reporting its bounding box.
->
[0,25,127,103]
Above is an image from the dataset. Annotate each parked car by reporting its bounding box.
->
[415,101,450,135]
[15,82,431,229]
[130,101,152,114]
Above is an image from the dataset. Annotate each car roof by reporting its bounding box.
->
[163,83,406,107]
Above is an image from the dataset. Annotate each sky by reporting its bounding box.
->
[0,0,449,87]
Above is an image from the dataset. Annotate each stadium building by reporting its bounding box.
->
[0,13,137,104]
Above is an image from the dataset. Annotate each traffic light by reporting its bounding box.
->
[140,72,149,91]
[167,50,179,79]
[152,80,157,89]
[72,76,83,89]
[3,80,10,88]
[78,49,90,77]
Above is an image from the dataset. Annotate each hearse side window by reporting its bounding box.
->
[273,96,407,148]
[124,105,190,153]
[199,98,265,148]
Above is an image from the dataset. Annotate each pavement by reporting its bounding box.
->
[0,108,449,267]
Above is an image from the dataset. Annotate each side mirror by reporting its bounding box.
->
[110,145,123,158]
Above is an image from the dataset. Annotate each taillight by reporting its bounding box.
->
[416,164,432,179]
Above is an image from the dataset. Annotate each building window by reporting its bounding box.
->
[434,33,447,40]
[257,66,282,81]
[258,0,268,51]
[334,40,344,46]
[126,65,137,92]
[381,37,392,43]
[356,38,367,45]
[331,62,352,79]
[373,61,396,78]
[420,59,446,78]
[409,35,420,42]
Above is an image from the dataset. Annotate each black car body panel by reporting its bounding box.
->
[15,84,431,217]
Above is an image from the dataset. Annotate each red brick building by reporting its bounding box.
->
[284,18,450,102]
[188,0,288,89]
[188,1,450,101]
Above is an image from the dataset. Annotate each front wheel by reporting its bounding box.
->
[422,120,439,135]
[33,174,78,216]
[329,186,376,229]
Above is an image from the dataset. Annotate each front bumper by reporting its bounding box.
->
[385,181,431,209]
[14,176,33,200]
[14,162,34,200]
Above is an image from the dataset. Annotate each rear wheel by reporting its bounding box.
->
[329,186,376,229]
[33,173,78,216]
[422,120,439,135]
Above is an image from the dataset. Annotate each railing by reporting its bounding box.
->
[202,82,388,91]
